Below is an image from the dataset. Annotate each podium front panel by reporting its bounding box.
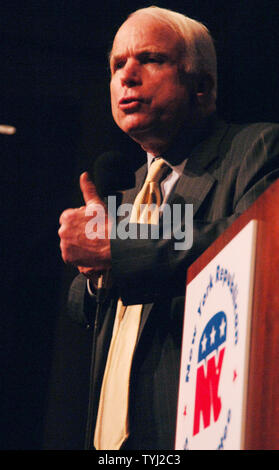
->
[175,220,257,450]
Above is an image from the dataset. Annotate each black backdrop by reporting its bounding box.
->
[1,0,278,450]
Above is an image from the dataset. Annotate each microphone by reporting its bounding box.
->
[90,149,146,198]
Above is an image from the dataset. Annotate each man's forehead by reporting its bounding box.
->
[110,15,180,60]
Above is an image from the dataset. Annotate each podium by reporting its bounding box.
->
[175,180,279,450]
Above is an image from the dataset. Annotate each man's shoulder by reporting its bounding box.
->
[224,119,279,145]
[211,118,279,164]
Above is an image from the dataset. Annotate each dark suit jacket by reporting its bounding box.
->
[67,118,279,449]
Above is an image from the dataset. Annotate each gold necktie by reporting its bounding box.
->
[130,158,170,224]
[94,158,169,450]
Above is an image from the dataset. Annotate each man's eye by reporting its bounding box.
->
[140,54,166,64]
[115,61,124,70]
[111,60,125,72]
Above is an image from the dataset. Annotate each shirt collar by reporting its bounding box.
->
[146,153,187,177]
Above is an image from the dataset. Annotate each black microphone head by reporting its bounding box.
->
[91,150,146,198]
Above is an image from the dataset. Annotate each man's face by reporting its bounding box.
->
[109,14,196,151]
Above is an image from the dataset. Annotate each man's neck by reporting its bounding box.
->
[153,112,217,166]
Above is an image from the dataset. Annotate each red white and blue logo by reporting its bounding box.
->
[175,222,256,450]
[193,311,227,436]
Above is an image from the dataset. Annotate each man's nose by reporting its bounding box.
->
[120,59,142,87]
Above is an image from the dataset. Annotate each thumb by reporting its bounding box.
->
[80,171,98,205]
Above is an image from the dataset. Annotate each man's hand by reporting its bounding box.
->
[58,172,112,272]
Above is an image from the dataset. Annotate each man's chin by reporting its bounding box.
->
[126,125,156,145]
[126,125,173,155]
[123,117,161,139]
[117,116,173,152]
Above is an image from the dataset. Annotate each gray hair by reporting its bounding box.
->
[128,6,217,104]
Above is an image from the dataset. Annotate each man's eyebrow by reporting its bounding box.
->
[109,49,168,64]
[110,53,123,63]
[137,51,169,59]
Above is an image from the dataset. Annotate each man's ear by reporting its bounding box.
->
[195,73,215,108]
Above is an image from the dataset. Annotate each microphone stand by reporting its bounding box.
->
[84,272,109,450]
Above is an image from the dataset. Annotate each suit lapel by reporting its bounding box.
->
[170,169,216,216]
[168,119,229,215]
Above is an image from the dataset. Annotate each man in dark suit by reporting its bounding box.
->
[58,6,279,449]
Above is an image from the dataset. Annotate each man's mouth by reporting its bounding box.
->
[119,97,144,111]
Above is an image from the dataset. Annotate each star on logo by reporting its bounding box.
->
[219,317,226,337]
[210,326,216,345]
[201,333,207,352]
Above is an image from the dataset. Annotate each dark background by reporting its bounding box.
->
[1,0,278,450]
